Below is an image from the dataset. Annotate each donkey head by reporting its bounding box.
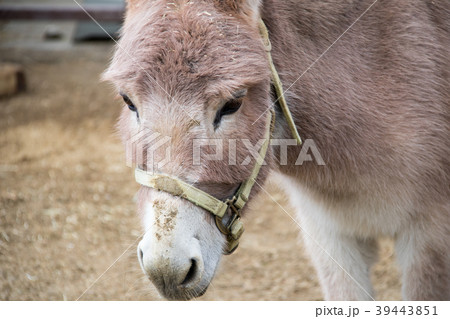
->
[103,0,273,300]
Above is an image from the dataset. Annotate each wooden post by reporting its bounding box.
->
[0,64,26,97]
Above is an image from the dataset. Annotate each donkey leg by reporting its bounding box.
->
[300,220,377,300]
[275,174,377,300]
[395,214,450,300]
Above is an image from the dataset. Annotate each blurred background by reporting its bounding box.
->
[0,0,401,300]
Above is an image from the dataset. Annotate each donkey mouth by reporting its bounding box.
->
[161,283,210,301]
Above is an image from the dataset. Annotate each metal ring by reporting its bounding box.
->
[215,215,230,235]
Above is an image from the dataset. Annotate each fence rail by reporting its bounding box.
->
[0,4,125,21]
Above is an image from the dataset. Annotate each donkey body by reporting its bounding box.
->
[105,0,449,300]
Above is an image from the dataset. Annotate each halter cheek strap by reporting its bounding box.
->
[258,19,302,146]
[133,19,301,255]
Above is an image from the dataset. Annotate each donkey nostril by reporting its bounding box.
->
[137,247,144,270]
[181,259,198,286]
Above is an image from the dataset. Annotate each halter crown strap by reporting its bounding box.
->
[258,19,302,145]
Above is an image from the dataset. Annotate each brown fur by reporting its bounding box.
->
[263,0,449,299]
[104,0,449,300]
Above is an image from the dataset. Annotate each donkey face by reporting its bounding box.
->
[104,0,272,300]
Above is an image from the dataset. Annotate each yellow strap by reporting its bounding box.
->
[135,111,274,255]
[258,19,302,145]
[135,169,229,218]
[233,108,274,209]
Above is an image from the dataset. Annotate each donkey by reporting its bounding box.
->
[103,0,449,300]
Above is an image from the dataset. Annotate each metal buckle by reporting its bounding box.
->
[215,197,238,235]
[215,197,244,254]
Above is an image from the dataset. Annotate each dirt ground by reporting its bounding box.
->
[0,44,402,301]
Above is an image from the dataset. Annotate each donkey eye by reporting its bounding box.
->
[213,98,243,129]
[221,99,242,115]
[121,93,137,112]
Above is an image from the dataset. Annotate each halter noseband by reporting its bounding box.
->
[134,20,301,255]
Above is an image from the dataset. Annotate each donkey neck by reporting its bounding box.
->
[259,1,356,174]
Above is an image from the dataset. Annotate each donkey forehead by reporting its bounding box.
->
[105,0,268,100]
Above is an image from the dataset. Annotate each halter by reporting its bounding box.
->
[134,20,302,254]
